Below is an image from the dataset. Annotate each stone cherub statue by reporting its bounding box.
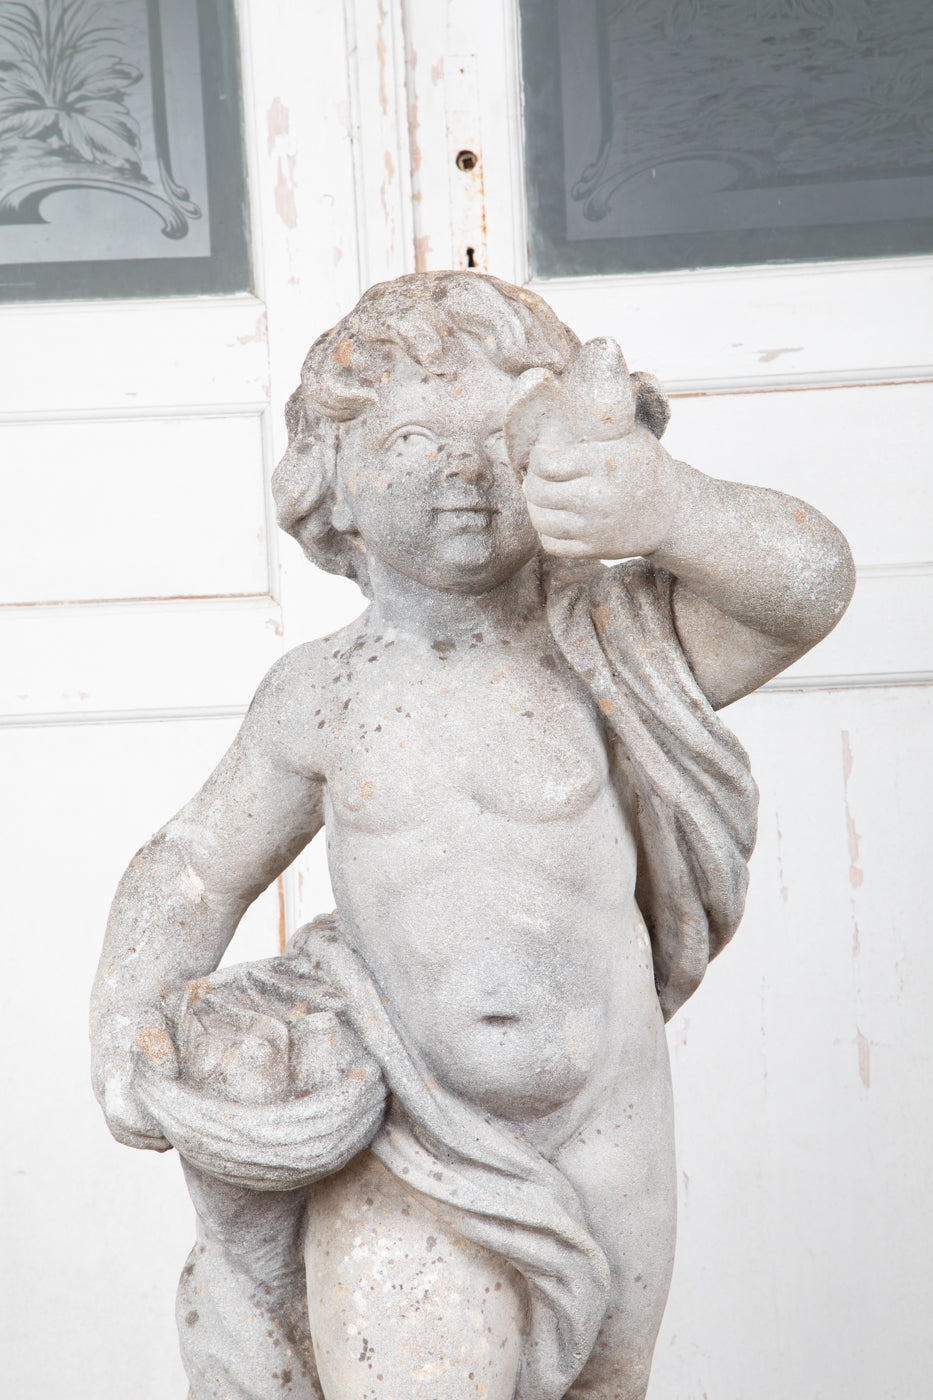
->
[91,272,854,1400]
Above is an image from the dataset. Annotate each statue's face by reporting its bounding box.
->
[336,353,539,595]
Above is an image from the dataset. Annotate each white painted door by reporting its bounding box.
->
[1,4,368,1396]
[3,3,930,1398]
[392,4,933,1397]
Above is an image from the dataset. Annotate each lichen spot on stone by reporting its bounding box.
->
[186,977,213,1005]
[136,1025,175,1063]
[360,780,376,801]
[599,698,614,716]
[332,338,353,368]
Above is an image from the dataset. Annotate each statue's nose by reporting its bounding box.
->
[445,451,491,486]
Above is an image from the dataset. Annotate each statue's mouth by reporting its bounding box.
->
[433,502,496,514]
[432,504,496,528]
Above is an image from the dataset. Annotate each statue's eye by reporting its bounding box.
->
[386,426,439,452]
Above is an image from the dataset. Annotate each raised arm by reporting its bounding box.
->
[649,470,854,706]
[90,648,325,1150]
[510,339,855,708]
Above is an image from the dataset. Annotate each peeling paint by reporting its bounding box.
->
[856,1027,871,1087]
[414,234,432,272]
[841,731,863,888]
[236,313,267,346]
[775,815,789,903]
[275,154,298,229]
[267,97,289,154]
[408,49,422,176]
[376,0,389,117]
[757,346,804,363]
[431,59,443,86]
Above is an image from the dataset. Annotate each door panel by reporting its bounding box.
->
[397,5,933,1398]
[1,4,367,1397]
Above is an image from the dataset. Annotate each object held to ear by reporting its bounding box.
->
[505,337,669,476]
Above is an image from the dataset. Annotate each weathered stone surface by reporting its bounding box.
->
[91,271,855,1399]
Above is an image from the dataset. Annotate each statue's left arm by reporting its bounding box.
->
[515,341,855,708]
[635,452,854,708]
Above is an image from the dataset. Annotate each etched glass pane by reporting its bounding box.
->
[0,0,250,301]
[521,0,933,275]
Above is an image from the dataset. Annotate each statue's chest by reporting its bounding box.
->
[323,645,612,830]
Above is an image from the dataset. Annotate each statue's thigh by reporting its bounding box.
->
[305,1151,523,1400]
[557,1072,677,1400]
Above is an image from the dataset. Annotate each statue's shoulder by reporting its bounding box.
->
[246,610,371,728]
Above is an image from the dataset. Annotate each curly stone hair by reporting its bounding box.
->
[271,271,669,593]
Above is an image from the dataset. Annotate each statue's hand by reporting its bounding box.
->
[93,1019,178,1152]
[506,337,683,561]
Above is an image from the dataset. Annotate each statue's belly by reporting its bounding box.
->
[326,789,657,1121]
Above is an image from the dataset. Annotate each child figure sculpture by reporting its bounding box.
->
[91,273,854,1400]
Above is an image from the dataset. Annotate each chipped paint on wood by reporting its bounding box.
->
[856,1027,871,1087]
[841,730,864,889]
[266,97,289,154]
[445,55,488,272]
[236,313,268,346]
[408,47,422,175]
[775,814,789,903]
[275,154,298,229]
[376,0,389,116]
[757,347,805,363]
[414,234,432,271]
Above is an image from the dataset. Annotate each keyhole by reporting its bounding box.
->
[456,149,479,172]
[465,247,477,268]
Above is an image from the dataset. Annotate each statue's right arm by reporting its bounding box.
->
[90,644,327,1150]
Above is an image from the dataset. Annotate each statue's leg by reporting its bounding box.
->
[304,1150,524,1400]
[178,1158,322,1400]
[554,1040,677,1400]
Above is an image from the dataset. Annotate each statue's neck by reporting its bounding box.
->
[366,555,546,644]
